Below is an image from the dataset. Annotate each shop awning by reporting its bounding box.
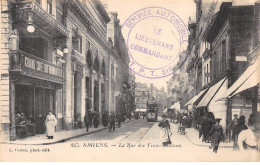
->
[217,56,260,100]
[163,108,168,113]
[136,109,146,112]
[197,77,227,108]
[170,102,180,110]
[184,88,208,106]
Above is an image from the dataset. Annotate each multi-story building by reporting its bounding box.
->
[184,1,259,140]
[107,12,130,116]
[135,82,149,111]
[0,0,132,141]
[0,0,70,140]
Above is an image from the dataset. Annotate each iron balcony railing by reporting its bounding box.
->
[10,50,63,82]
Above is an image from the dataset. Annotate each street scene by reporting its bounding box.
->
[0,0,260,162]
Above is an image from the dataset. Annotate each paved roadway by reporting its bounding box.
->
[64,118,257,161]
[1,118,258,161]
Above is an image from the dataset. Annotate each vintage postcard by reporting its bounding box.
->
[0,0,260,162]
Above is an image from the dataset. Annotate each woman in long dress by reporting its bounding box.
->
[158,114,171,146]
[209,118,223,153]
[45,111,57,139]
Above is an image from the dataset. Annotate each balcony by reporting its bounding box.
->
[10,50,64,84]
[11,1,69,38]
[71,49,85,65]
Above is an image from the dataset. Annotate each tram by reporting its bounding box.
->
[146,101,158,122]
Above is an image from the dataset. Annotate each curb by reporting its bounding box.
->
[1,119,135,146]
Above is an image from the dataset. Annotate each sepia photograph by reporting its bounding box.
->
[0,0,259,162]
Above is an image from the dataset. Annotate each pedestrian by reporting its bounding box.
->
[206,112,216,143]
[143,113,145,119]
[93,111,99,128]
[117,112,122,128]
[105,111,109,127]
[45,111,57,139]
[209,118,223,153]
[158,114,171,146]
[178,112,183,125]
[84,112,90,132]
[199,113,208,141]
[238,114,260,153]
[89,110,93,128]
[233,115,248,149]
[187,112,193,128]
[102,112,108,127]
[109,112,116,132]
[182,113,188,127]
[231,114,239,142]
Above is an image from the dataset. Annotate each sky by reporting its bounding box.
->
[105,0,196,90]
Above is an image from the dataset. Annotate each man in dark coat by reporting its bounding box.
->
[117,112,122,128]
[231,114,239,142]
[84,112,90,132]
[199,113,208,142]
[102,112,108,127]
[109,112,116,132]
[233,115,248,148]
[209,118,223,153]
[93,111,99,128]
[89,110,93,128]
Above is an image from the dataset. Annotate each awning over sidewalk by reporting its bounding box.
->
[163,108,168,113]
[197,77,227,108]
[170,101,180,110]
[217,56,260,100]
[184,88,208,106]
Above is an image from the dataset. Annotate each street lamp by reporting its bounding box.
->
[27,12,35,33]
[63,45,69,53]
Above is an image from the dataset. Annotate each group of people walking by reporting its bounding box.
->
[159,111,259,153]
[199,112,260,153]
[199,112,225,153]
[231,114,260,152]
[84,110,123,132]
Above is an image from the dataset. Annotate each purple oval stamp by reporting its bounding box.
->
[122,7,188,79]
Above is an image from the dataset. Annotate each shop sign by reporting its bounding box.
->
[25,57,35,69]
[231,98,244,106]
[25,57,62,77]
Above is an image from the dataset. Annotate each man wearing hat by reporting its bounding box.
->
[209,118,224,153]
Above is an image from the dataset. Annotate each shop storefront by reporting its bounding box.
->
[8,1,68,140]
[217,53,260,140]
[196,77,228,131]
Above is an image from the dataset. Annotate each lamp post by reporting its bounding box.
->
[27,12,35,33]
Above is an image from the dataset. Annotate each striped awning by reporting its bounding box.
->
[197,77,227,108]
[184,88,208,106]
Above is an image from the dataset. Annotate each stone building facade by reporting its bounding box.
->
[0,0,132,141]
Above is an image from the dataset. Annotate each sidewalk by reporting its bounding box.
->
[1,119,134,145]
[171,122,233,148]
